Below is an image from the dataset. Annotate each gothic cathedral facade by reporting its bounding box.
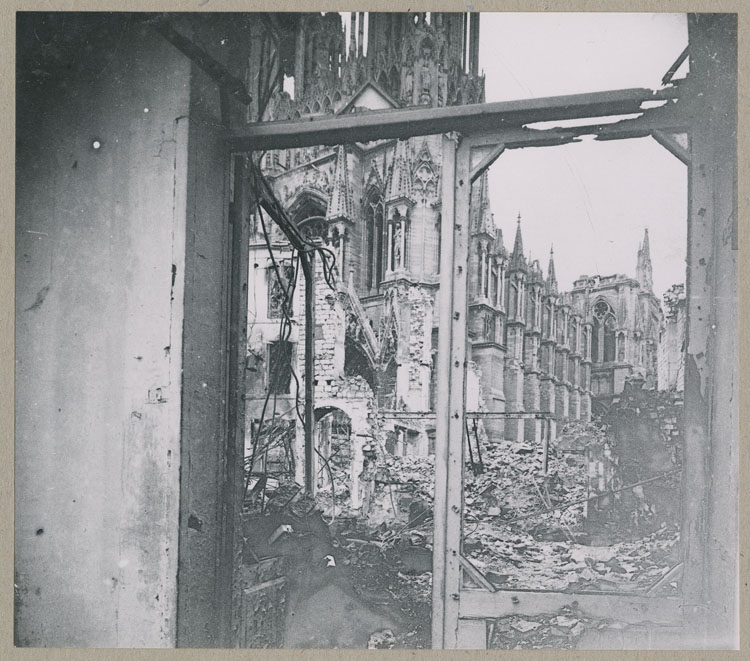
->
[245,13,663,493]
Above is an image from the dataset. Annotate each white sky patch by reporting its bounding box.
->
[480,12,688,300]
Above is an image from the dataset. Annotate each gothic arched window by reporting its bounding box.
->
[364,188,385,291]
[592,300,617,364]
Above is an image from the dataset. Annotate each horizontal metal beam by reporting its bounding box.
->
[459,589,683,626]
[228,87,681,151]
[463,103,689,150]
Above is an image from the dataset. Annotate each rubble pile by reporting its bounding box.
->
[466,521,680,592]
[464,432,589,537]
[488,604,612,649]
[365,453,436,526]
[333,518,433,648]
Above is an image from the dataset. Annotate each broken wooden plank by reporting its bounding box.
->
[459,588,683,626]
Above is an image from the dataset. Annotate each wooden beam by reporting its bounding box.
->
[460,555,497,593]
[462,104,688,150]
[459,589,684,626]
[381,410,552,421]
[228,87,681,151]
[470,143,506,183]
[431,134,457,649]
[651,130,691,165]
[153,18,252,106]
[443,139,473,649]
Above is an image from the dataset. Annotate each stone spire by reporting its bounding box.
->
[326,145,354,221]
[547,245,558,294]
[386,139,413,203]
[348,12,357,61]
[636,227,653,292]
[473,171,494,235]
[509,213,527,271]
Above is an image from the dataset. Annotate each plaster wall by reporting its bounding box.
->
[15,24,189,647]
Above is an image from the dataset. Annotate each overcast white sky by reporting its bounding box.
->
[478,13,689,299]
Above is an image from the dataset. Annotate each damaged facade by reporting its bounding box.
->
[15,9,735,651]
[245,12,669,514]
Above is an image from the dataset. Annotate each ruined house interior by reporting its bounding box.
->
[15,11,737,650]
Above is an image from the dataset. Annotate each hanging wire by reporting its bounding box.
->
[244,157,345,521]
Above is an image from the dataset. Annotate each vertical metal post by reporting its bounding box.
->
[432,134,472,649]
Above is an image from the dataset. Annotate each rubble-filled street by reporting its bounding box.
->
[241,389,684,649]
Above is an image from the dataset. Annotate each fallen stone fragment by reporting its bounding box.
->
[367,628,396,649]
[552,615,579,628]
[511,619,543,633]
[569,622,585,637]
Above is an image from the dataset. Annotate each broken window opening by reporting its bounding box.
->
[268,340,293,394]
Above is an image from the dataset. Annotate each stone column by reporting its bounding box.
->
[540,375,557,442]
[523,370,541,442]
[503,359,525,442]
[555,382,569,425]
[569,388,581,421]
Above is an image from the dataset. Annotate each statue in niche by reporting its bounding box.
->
[393,222,402,268]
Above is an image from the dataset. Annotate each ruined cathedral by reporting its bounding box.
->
[245,13,663,499]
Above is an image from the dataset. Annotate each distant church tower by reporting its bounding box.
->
[636,227,653,292]
[244,13,663,506]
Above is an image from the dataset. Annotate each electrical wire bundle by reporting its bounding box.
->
[244,156,344,519]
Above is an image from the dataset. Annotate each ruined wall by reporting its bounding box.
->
[16,14,257,648]
[15,19,189,646]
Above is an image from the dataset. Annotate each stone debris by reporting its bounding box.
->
[511,619,543,633]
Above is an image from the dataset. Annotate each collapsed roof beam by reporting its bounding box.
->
[228,86,680,151]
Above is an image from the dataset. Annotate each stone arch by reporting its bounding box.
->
[314,390,377,511]
[344,333,378,393]
[287,189,327,224]
[314,406,352,491]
